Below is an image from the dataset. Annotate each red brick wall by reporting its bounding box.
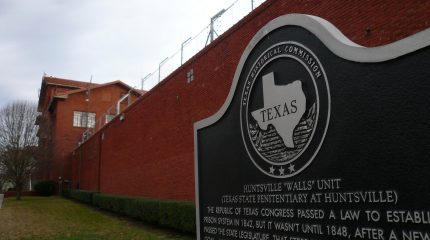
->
[50,84,139,181]
[70,0,430,201]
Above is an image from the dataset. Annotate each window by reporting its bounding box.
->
[186,69,194,83]
[73,111,96,128]
[105,114,115,124]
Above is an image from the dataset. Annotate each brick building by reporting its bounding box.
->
[35,0,430,201]
[36,76,142,182]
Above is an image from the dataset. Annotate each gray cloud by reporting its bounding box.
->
[0,0,239,107]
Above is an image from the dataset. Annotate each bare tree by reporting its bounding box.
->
[0,101,38,200]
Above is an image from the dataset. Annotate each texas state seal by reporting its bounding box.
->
[240,41,331,178]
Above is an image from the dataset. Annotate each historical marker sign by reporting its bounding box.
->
[195,14,430,240]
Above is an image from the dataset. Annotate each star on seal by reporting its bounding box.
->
[288,164,295,173]
[279,167,285,176]
[269,166,275,174]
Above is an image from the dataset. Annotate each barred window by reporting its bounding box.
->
[73,111,96,128]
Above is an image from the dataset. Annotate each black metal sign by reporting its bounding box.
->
[195,14,430,240]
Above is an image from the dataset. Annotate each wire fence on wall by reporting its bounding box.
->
[141,0,267,91]
[79,0,267,144]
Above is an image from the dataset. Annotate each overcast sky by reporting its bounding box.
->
[0,0,260,107]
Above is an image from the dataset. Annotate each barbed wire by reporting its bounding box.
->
[79,0,267,145]
[141,0,266,90]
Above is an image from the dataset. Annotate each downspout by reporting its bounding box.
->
[116,93,130,115]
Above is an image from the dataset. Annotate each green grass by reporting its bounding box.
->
[0,196,195,240]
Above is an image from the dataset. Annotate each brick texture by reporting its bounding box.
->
[70,0,430,201]
[38,81,140,182]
